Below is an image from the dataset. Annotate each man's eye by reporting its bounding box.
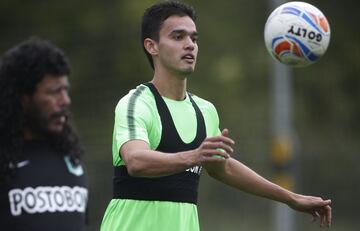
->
[48,88,59,94]
[174,34,182,40]
[48,87,68,95]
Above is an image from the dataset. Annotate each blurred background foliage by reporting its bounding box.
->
[0,0,359,230]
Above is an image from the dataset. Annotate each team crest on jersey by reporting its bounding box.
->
[64,156,84,176]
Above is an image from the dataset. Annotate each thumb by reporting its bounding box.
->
[323,199,332,206]
[222,128,229,137]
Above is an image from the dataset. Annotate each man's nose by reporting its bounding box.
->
[184,37,195,50]
[59,91,71,107]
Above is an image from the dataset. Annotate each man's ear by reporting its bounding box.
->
[144,38,158,56]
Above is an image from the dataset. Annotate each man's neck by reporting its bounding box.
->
[151,71,188,101]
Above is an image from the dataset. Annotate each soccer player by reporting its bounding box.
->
[101,1,332,230]
[0,37,88,231]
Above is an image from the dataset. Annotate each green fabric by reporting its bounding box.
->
[112,84,220,166]
[101,84,221,231]
[101,200,199,231]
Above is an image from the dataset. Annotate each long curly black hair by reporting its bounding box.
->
[0,37,83,182]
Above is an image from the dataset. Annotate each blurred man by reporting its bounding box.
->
[101,1,332,230]
[0,37,88,231]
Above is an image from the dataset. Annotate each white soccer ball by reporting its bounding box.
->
[264,1,331,67]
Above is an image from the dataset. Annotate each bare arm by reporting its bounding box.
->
[205,158,295,203]
[204,129,332,228]
[120,132,234,177]
[205,159,332,227]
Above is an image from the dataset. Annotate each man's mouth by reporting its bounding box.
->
[181,54,195,62]
[52,110,69,123]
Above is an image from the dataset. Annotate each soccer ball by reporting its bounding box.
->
[264,1,331,67]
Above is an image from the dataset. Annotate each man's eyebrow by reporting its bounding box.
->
[170,29,198,36]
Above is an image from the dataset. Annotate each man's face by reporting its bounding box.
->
[22,75,71,137]
[156,15,198,76]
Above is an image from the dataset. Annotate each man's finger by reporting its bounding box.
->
[325,205,332,227]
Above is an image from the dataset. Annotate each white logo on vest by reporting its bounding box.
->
[186,165,202,175]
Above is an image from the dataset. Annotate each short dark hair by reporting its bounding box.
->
[0,37,82,182]
[141,1,196,69]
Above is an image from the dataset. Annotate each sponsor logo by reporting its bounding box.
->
[8,186,88,216]
[186,165,202,175]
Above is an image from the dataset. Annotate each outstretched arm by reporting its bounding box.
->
[204,129,332,228]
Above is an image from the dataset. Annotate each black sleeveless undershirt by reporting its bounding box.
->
[113,82,206,204]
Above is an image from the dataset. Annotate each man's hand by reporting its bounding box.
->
[191,128,235,165]
[288,193,332,228]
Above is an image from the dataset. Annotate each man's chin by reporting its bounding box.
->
[180,67,195,75]
[48,124,65,134]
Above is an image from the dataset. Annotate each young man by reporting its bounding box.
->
[101,1,332,230]
[0,37,88,231]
